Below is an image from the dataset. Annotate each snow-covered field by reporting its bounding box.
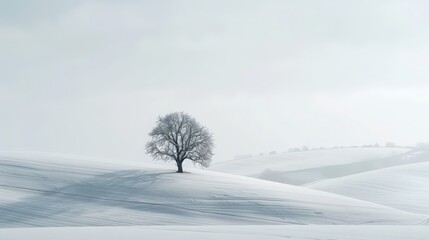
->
[211,148,428,185]
[0,148,428,239]
[307,161,429,215]
[1,226,429,240]
[2,153,425,227]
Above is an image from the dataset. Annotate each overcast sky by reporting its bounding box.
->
[1,0,428,162]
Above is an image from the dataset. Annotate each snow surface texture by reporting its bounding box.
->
[211,148,428,185]
[0,152,426,227]
[307,161,429,215]
[1,226,429,240]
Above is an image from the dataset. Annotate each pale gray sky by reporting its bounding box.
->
[1,0,428,162]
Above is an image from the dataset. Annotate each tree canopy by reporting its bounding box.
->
[146,112,214,172]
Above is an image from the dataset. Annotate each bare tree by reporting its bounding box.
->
[146,112,214,173]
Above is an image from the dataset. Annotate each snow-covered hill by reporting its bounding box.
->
[0,153,426,227]
[307,161,429,215]
[211,148,428,185]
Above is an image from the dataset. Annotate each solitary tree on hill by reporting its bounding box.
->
[146,112,214,173]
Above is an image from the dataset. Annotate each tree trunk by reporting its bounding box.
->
[176,160,183,173]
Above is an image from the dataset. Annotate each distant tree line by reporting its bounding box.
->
[232,142,429,160]
[244,142,426,157]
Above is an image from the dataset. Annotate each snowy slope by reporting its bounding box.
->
[1,226,429,240]
[0,153,426,227]
[307,162,429,215]
[211,148,428,185]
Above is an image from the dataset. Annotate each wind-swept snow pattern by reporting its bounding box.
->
[0,153,426,227]
[307,161,429,215]
[211,148,428,185]
[1,226,429,240]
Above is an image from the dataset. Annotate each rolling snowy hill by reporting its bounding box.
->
[211,148,429,185]
[307,161,429,215]
[0,152,426,227]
